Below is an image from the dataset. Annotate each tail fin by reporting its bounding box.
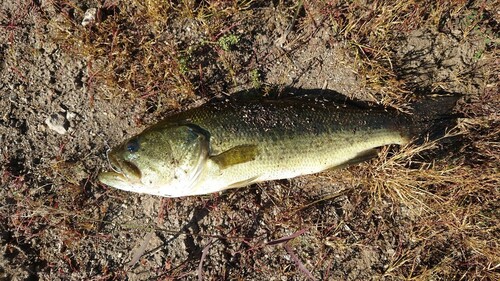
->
[408,93,462,142]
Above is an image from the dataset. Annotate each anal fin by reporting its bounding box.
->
[333,148,379,170]
[226,176,260,189]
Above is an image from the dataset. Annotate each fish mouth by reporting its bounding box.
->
[108,154,142,183]
[106,148,122,173]
[107,152,122,173]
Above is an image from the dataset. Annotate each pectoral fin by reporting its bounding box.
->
[211,144,259,169]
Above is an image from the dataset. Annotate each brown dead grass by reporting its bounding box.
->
[2,0,498,280]
[358,119,499,279]
[48,0,256,109]
[305,0,498,109]
[50,0,500,278]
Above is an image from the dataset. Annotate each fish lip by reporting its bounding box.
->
[108,153,122,173]
[122,160,142,181]
[98,170,127,184]
[108,154,142,183]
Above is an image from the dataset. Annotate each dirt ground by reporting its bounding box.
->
[1,1,498,280]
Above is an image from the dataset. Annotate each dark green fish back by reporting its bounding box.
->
[153,99,412,157]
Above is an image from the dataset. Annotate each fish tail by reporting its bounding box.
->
[407,93,462,142]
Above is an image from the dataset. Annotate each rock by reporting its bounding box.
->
[66,111,76,121]
[45,113,69,134]
[82,8,97,27]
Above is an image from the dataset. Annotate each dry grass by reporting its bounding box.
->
[304,0,498,108]
[354,118,499,279]
[1,0,498,280]
[48,0,257,109]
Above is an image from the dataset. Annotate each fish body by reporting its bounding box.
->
[99,97,415,197]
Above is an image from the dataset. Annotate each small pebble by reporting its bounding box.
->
[82,8,97,27]
[45,113,69,134]
[66,111,76,120]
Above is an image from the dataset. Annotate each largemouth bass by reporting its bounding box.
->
[98,92,455,197]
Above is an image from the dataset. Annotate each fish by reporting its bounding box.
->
[98,90,457,197]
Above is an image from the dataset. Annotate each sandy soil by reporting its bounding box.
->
[1,1,498,280]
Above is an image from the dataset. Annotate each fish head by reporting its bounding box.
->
[98,124,210,197]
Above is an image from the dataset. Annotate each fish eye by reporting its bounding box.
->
[126,139,140,153]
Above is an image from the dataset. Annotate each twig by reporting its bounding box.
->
[267,228,308,246]
[284,244,315,281]
[198,239,214,281]
[127,231,154,269]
